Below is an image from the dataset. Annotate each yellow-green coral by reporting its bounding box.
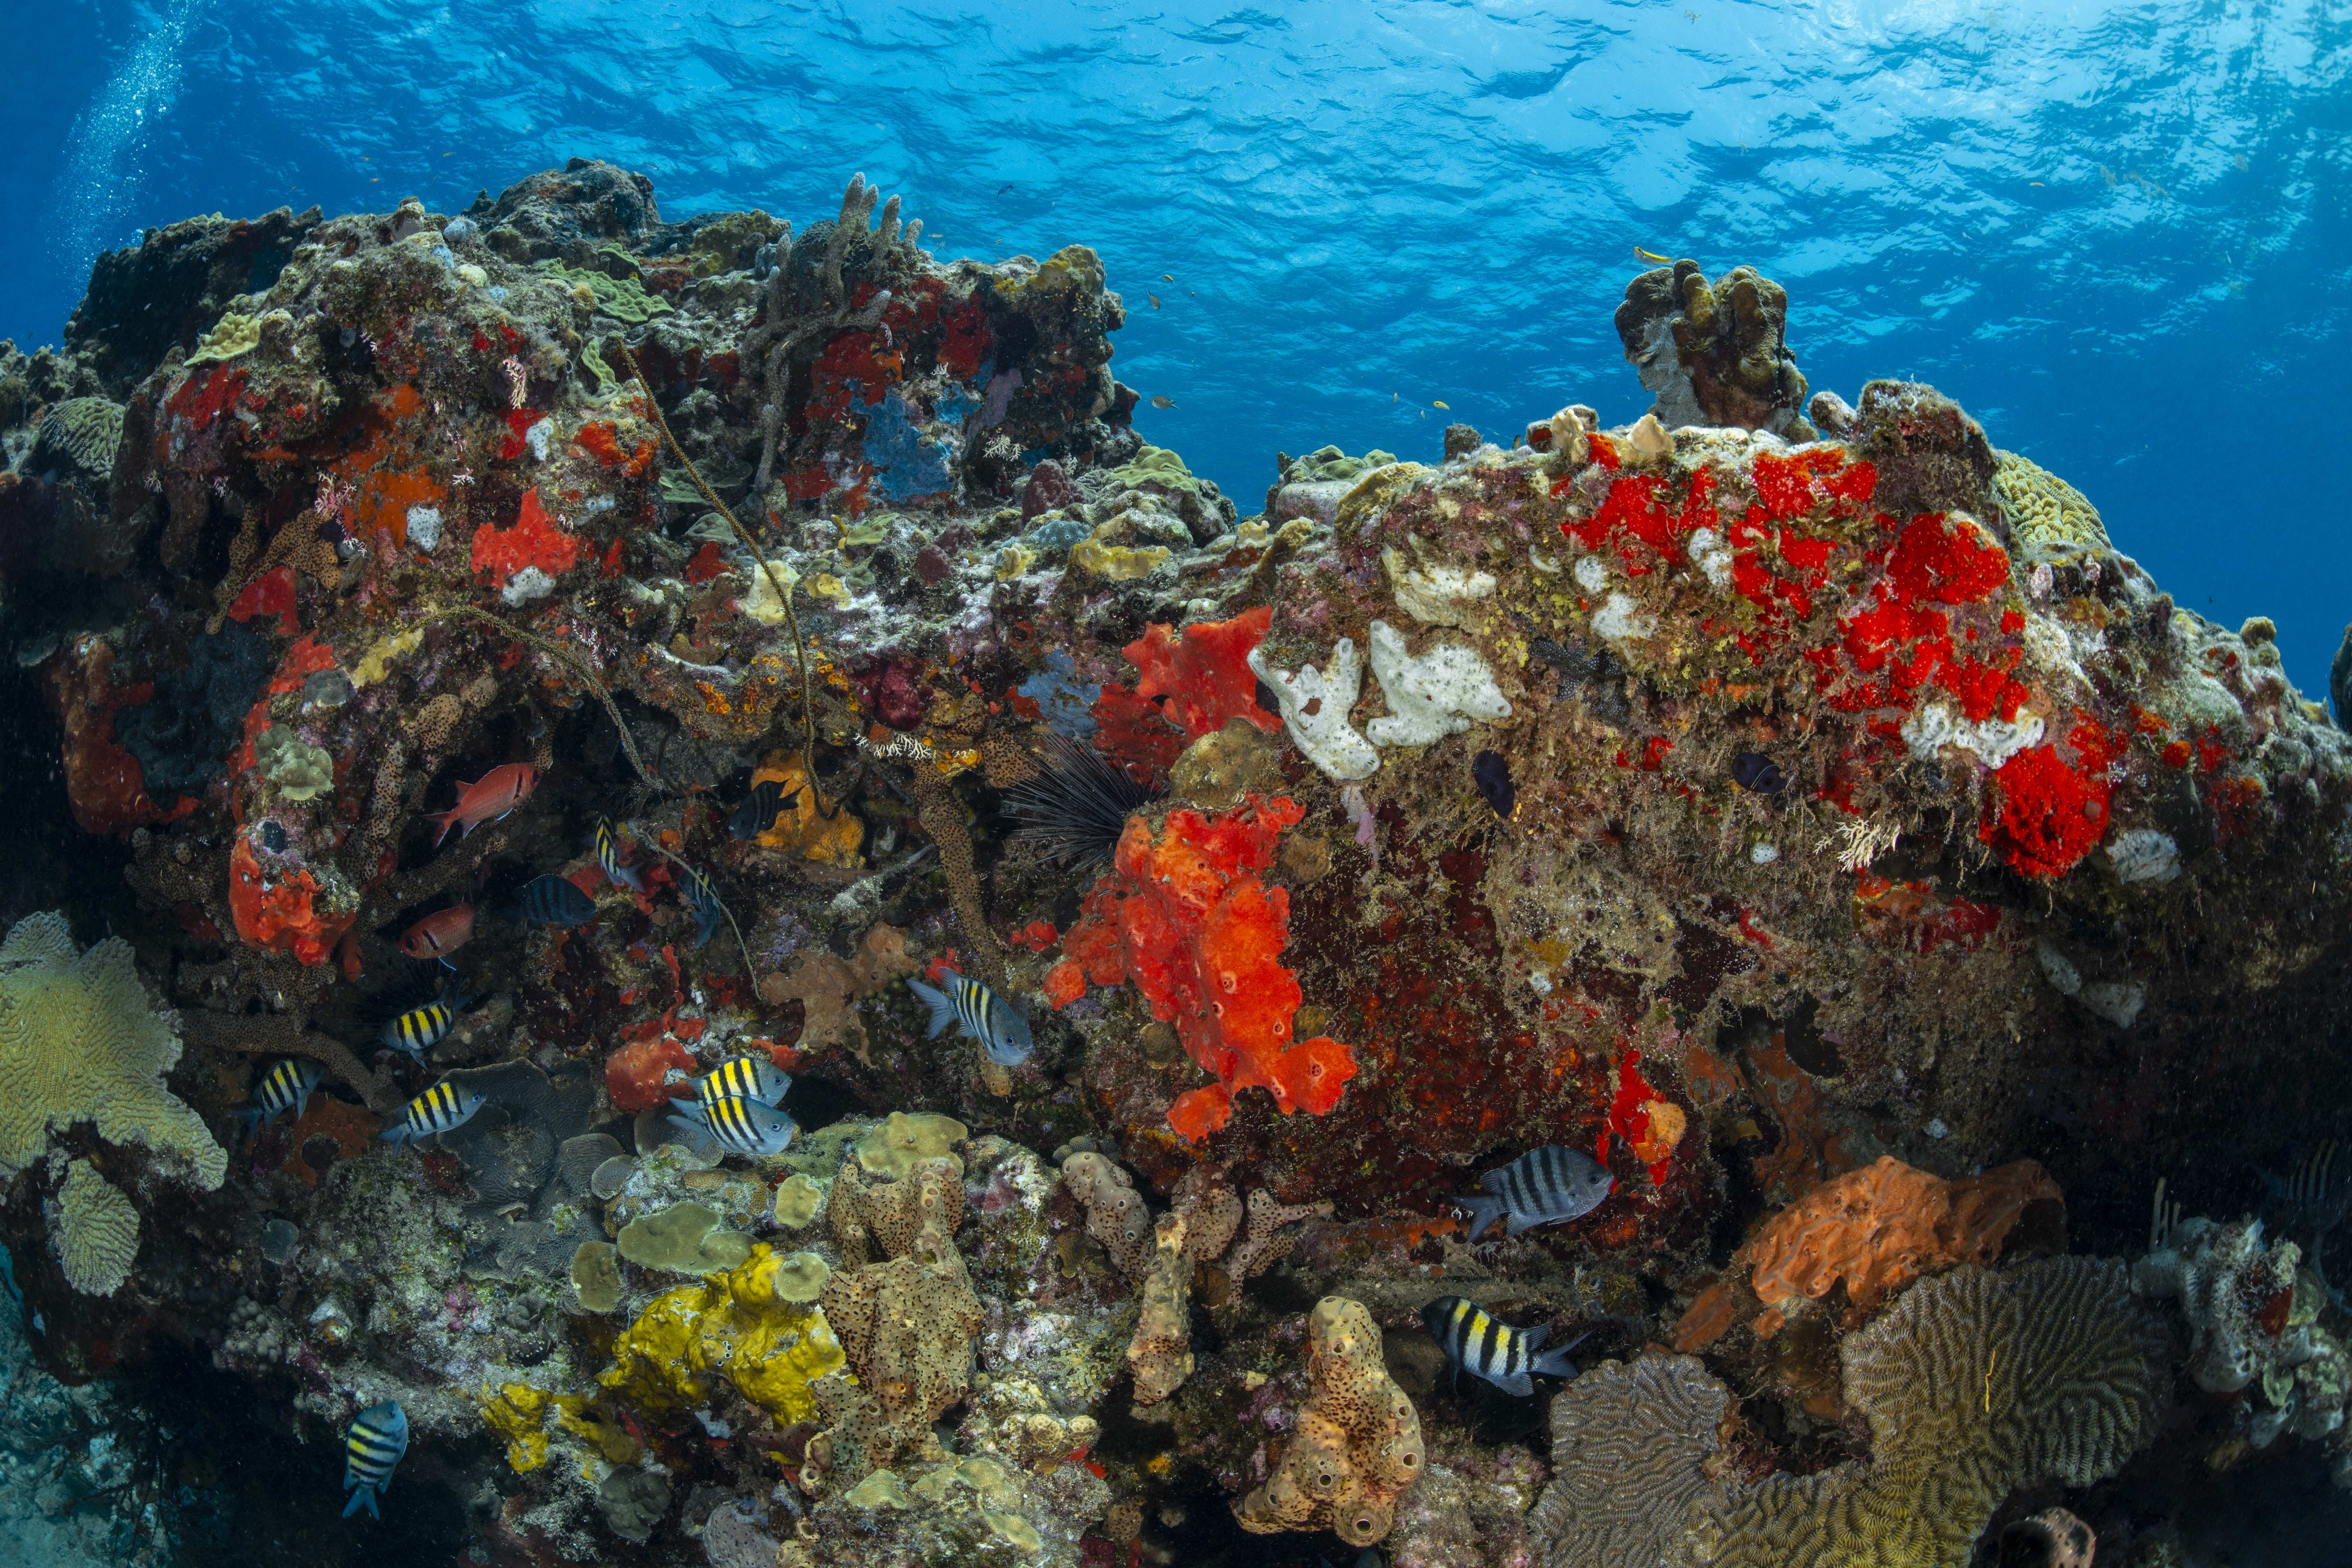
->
[1068,528,1173,582]
[1993,449,2110,562]
[254,725,335,801]
[54,1158,139,1296]
[616,1200,751,1273]
[599,1243,844,1424]
[855,1111,967,1180]
[0,912,226,1186]
[535,257,674,325]
[772,1172,824,1227]
[570,1240,621,1312]
[185,312,262,366]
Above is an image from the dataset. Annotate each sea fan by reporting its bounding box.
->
[1006,734,1161,871]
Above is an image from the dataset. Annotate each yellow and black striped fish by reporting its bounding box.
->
[686,1055,792,1109]
[595,816,647,893]
[342,1400,408,1518]
[235,1056,324,1139]
[379,1079,485,1148]
[1419,1296,1585,1397]
[907,967,1033,1066]
[667,1090,797,1158]
[379,982,471,1062]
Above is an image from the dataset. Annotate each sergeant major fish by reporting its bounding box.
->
[425,763,540,847]
[728,778,801,841]
[668,1091,798,1157]
[907,967,1033,1066]
[380,1079,486,1147]
[680,863,723,949]
[380,981,472,1062]
[342,1400,408,1519]
[397,903,475,960]
[235,1057,324,1139]
[1420,1296,1587,1396]
[685,1055,792,1109]
[1453,1144,1614,1241]
[512,873,597,928]
[594,816,646,893]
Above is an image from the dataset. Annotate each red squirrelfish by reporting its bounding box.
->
[398,903,476,960]
[426,764,540,846]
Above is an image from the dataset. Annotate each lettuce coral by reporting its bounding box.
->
[54,1157,141,1296]
[0,911,226,1187]
[1045,794,1357,1141]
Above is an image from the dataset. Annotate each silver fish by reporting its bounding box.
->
[1420,1296,1585,1397]
[343,1400,408,1519]
[908,968,1032,1066]
[667,1091,797,1158]
[379,1080,485,1147]
[1455,1144,1614,1241]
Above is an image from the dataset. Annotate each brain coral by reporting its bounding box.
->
[1541,1259,2160,1568]
[0,911,225,1187]
[1991,450,2110,562]
[1528,1354,1728,1568]
[1691,1258,2163,1568]
[53,1157,141,1296]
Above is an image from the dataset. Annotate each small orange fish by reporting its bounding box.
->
[426,763,540,847]
[399,903,475,960]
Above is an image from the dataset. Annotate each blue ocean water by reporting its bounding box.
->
[7,0,2349,699]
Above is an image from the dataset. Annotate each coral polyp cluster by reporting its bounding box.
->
[0,162,2346,1564]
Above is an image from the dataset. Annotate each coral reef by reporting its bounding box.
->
[1,158,2347,1564]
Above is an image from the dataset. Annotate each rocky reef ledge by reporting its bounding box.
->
[0,159,2346,1565]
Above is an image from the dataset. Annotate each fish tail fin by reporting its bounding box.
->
[907,977,956,1039]
[668,1096,701,1116]
[378,1124,411,1146]
[428,809,460,848]
[617,865,647,893]
[1532,1332,1590,1382]
[232,1108,263,1142]
[1458,1195,1506,1242]
[343,1485,378,1520]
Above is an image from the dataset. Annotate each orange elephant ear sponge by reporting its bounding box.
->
[1044,793,1357,1141]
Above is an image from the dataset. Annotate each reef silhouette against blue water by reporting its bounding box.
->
[1,5,2350,1567]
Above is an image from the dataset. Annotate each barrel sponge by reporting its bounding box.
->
[1528,1354,1728,1568]
[1691,1258,2163,1568]
[1992,450,2111,563]
[54,1158,141,1296]
[1236,1295,1425,1547]
[0,911,225,1187]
